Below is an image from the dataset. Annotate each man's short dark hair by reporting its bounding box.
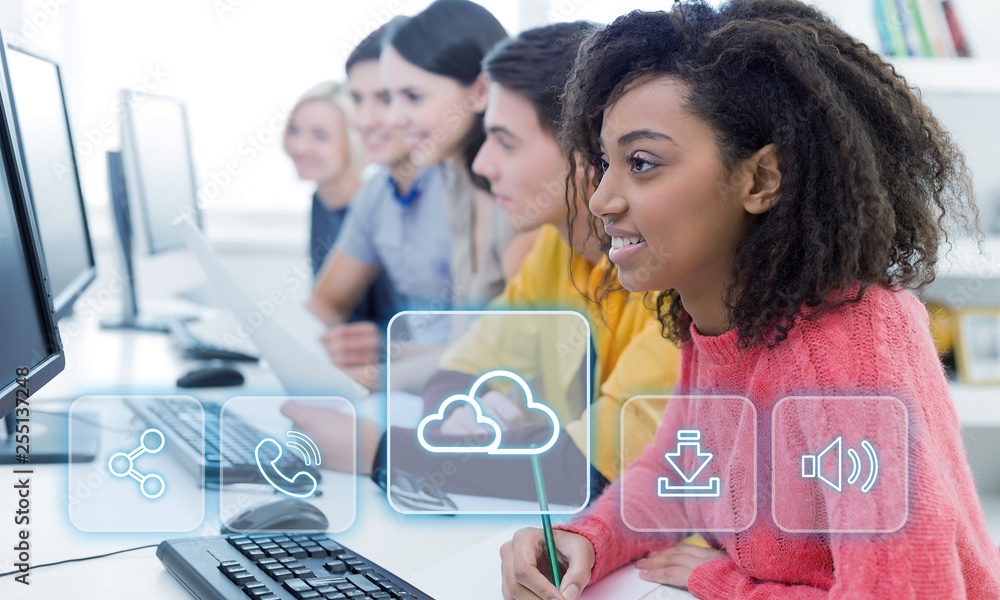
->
[482,21,597,136]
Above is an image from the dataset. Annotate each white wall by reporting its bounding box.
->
[3,0,998,234]
[6,0,523,224]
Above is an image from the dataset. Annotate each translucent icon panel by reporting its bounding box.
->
[772,396,908,533]
[219,396,356,534]
[620,395,757,533]
[68,395,204,533]
[387,311,592,515]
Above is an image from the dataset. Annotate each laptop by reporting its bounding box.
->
[173,215,370,402]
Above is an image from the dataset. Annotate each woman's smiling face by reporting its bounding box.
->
[382,45,486,167]
[588,76,752,296]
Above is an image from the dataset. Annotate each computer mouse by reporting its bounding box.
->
[222,498,329,533]
[176,365,244,388]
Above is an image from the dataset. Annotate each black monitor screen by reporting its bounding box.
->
[0,37,64,418]
[121,92,199,254]
[5,46,95,317]
[0,174,48,377]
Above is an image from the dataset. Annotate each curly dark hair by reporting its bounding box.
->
[560,0,979,348]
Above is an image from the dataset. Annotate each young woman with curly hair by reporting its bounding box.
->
[500,1,1000,598]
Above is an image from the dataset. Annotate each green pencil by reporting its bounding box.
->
[530,452,561,588]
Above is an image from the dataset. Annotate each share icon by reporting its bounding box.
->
[108,428,166,499]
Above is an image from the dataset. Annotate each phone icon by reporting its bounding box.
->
[254,432,321,498]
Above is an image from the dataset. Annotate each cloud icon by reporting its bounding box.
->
[416,369,560,455]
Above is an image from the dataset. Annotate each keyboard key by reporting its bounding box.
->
[322,593,346,600]
[232,572,257,586]
[271,568,293,581]
[346,574,380,593]
[324,560,347,574]
[284,578,312,594]
[369,592,390,599]
[244,582,268,596]
[306,577,347,588]
[298,592,321,599]
[292,567,314,578]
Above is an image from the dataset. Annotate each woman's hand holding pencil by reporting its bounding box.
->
[500,528,595,600]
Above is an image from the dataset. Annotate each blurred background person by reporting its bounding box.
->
[284,81,396,325]
[309,21,452,392]
[382,0,537,311]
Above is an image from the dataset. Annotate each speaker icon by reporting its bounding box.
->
[800,436,879,493]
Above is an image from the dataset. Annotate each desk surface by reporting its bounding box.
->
[0,300,691,599]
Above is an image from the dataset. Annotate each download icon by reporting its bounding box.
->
[657,429,721,498]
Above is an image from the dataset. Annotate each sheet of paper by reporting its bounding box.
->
[411,526,696,600]
[583,566,696,600]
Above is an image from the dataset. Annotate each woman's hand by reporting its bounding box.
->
[320,321,381,367]
[280,400,382,474]
[634,543,727,589]
[440,390,525,436]
[500,528,594,600]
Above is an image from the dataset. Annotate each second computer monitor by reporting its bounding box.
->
[120,91,200,254]
[4,45,96,319]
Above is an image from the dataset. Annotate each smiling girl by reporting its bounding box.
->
[382,0,537,308]
[500,1,1000,599]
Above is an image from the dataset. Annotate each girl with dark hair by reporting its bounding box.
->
[309,21,454,392]
[501,1,1000,599]
[383,0,537,309]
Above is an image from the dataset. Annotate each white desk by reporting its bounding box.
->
[0,306,690,599]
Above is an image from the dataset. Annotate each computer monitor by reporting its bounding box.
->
[102,91,204,332]
[4,44,96,319]
[0,34,65,430]
[120,90,201,255]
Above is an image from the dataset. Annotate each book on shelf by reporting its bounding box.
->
[874,0,972,57]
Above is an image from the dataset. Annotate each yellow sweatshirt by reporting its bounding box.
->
[438,225,680,481]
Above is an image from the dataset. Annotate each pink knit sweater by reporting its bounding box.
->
[561,286,1000,598]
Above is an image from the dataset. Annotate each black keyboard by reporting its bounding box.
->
[157,534,433,599]
[125,397,318,492]
[171,319,260,362]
